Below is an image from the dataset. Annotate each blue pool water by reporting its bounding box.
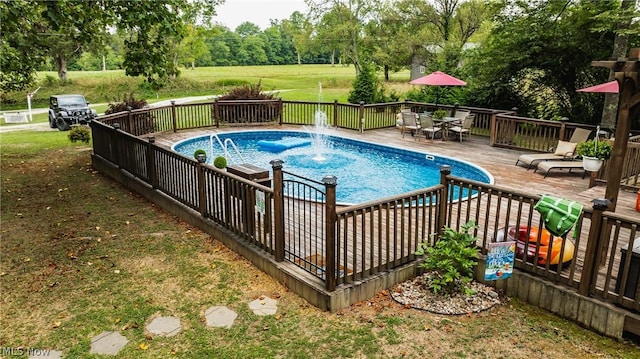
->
[172,130,493,204]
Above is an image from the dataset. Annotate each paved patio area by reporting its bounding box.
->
[152,125,639,218]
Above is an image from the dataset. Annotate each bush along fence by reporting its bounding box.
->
[90,118,640,337]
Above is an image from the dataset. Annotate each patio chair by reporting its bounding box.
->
[396,109,412,128]
[401,112,420,139]
[515,128,592,169]
[418,113,441,142]
[453,109,471,121]
[448,115,474,143]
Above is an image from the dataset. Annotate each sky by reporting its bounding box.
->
[213,0,308,30]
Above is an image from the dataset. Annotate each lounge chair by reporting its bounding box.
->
[534,160,587,178]
[515,128,592,169]
[418,113,441,142]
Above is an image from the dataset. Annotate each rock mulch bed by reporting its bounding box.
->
[391,273,506,315]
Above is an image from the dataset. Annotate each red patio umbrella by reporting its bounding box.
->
[577,80,619,93]
[409,71,467,105]
[410,71,467,86]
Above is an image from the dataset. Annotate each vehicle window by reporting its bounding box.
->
[58,96,86,107]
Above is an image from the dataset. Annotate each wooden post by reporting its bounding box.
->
[147,136,157,189]
[591,48,640,211]
[359,101,365,133]
[112,123,121,168]
[323,175,338,292]
[278,98,283,125]
[171,100,177,133]
[333,99,338,128]
[214,98,220,128]
[559,121,567,142]
[489,111,497,146]
[437,165,451,240]
[579,198,611,296]
[196,154,207,216]
[270,159,285,262]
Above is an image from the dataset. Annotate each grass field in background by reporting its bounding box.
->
[1,64,412,126]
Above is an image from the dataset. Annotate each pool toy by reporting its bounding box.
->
[495,225,575,266]
[257,138,311,152]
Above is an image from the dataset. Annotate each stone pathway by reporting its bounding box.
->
[72,297,279,356]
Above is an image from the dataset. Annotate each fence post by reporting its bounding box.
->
[112,123,121,168]
[147,136,157,188]
[196,154,207,216]
[278,98,283,125]
[214,98,220,128]
[171,100,177,133]
[359,101,365,133]
[578,198,611,296]
[323,175,338,292]
[333,99,338,128]
[270,159,285,262]
[559,117,568,141]
[489,110,497,146]
[437,165,451,239]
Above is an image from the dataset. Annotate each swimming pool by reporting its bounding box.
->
[172,130,493,204]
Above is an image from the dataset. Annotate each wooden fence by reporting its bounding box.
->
[91,117,640,316]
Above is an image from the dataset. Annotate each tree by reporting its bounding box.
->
[0,1,68,90]
[307,0,380,73]
[281,11,314,65]
[0,0,221,92]
[463,0,624,123]
[348,62,384,104]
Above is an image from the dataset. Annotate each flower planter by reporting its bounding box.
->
[582,156,604,171]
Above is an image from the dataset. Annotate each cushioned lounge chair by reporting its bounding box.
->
[534,160,587,179]
[515,128,592,169]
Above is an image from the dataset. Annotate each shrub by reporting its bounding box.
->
[105,93,154,135]
[218,82,278,101]
[104,93,148,115]
[193,149,207,160]
[217,82,281,123]
[68,125,91,143]
[415,221,479,295]
[213,156,227,169]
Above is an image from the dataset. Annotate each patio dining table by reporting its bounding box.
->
[433,117,462,141]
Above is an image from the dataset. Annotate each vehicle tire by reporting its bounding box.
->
[56,117,70,131]
[49,115,57,129]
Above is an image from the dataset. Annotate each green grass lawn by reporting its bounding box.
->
[1,131,639,358]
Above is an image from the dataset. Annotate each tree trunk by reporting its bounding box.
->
[102,55,106,71]
[331,49,335,66]
[55,55,68,81]
[191,60,195,70]
[600,0,633,131]
[297,51,301,65]
[384,65,389,82]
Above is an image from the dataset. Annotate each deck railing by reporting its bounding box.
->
[91,102,640,313]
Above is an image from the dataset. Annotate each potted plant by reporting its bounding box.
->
[433,109,448,120]
[576,139,613,171]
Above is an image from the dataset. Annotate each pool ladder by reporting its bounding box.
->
[210,134,245,164]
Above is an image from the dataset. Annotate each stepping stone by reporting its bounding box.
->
[28,349,63,359]
[146,316,182,337]
[90,331,128,356]
[248,296,278,316]
[204,306,238,328]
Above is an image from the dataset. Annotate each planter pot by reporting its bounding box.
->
[582,156,604,171]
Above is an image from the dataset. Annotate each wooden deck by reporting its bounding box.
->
[152,124,639,218]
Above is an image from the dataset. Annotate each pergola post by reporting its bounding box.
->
[592,48,640,211]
